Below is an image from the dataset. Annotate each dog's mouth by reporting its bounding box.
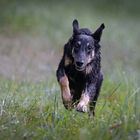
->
[75,65,85,71]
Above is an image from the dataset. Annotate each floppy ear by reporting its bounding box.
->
[92,23,105,42]
[72,19,79,34]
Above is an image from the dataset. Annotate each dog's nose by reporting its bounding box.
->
[75,61,84,67]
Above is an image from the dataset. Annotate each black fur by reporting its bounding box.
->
[56,19,105,116]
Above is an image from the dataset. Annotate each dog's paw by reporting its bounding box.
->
[63,95,73,110]
[76,102,88,113]
[63,101,72,110]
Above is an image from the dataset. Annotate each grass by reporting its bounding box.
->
[0,75,140,140]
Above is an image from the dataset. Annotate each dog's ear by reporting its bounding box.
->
[72,19,79,34]
[92,23,105,42]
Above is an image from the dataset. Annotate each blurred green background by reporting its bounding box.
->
[0,0,140,83]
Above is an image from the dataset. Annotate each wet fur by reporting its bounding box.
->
[56,19,105,116]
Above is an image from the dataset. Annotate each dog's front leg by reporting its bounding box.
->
[76,83,96,114]
[59,74,73,110]
[76,93,90,113]
[56,58,72,110]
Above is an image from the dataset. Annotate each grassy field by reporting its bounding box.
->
[0,76,140,140]
[0,0,140,139]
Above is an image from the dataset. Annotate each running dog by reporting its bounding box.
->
[56,19,105,116]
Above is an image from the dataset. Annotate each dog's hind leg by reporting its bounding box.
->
[89,73,103,117]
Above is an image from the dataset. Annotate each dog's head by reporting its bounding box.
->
[71,19,105,71]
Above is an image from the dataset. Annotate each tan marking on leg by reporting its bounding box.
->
[64,55,72,66]
[76,94,90,112]
[59,75,72,109]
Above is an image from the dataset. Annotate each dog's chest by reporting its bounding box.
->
[65,65,86,91]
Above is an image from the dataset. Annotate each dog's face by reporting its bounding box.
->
[72,35,95,71]
[71,19,105,71]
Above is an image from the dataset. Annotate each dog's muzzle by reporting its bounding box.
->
[75,61,85,71]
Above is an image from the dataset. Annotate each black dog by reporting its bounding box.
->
[56,19,105,116]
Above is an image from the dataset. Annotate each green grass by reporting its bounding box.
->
[0,76,139,140]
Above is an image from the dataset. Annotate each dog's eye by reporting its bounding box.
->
[74,43,80,53]
[87,45,92,52]
[75,44,80,49]
[76,42,81,48]
[74,46,79,53]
